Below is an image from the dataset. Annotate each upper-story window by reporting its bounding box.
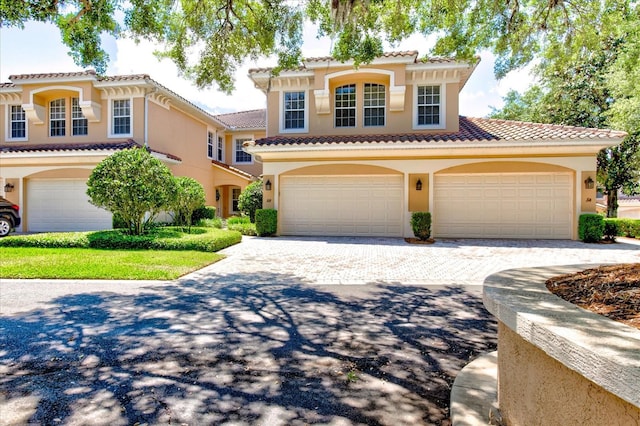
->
[283,91,305,130]
[9,105,26,140]
[234,137,253,164]
[50,98,66,137]
[416,85,441,126]
[112,99,131,135]
[71,97,88,136]
[207,131,214,159]
[364,83,385,127]
[335,84,356,128]
[217,136,224,162]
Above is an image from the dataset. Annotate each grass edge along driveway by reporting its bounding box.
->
[0,247,223,280]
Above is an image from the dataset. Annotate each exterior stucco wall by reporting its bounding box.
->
[498,322,640,425]
[260,156,597,239]
[484,266,640,426]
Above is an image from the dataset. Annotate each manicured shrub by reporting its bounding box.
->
[255,209,277,236]
[196,217,223,228]
[192,206,216,223]
[87,147,178,235]
[237,180,263,223]
[603,219,619,242]
[0,228,241,252]
[227,216,251,225]
[227,222,257,236]
[411,212,432,240]
[578,214,604,243]
[171,176,206,231]
[0,232,90,248]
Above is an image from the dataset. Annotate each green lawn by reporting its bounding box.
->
[0,247,223,280]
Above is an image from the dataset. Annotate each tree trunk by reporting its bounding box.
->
[606,189,619,218]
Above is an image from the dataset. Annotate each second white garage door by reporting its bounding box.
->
[434,173,573,239]
[27,179,112,232]
[280,175,403,236]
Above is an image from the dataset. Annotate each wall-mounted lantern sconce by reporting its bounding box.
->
[265,179,272,191]
[215,189,220,201]
[416,179,422,191]
[4,182,14,193]
[584,176,594,190]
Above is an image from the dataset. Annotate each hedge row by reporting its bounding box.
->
[604,218,640,239]
[0,227,241,252]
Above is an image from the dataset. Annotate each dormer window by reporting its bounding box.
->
[72,97,88,136]
[415,85,442,128]
[364,83,385,127]
[335,84,356,128]
[49,98,66,137]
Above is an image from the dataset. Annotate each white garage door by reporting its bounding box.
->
[27,179,112,232]
[280,175,403,236]
[434,173,573,239]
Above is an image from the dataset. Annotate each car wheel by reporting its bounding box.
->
[0,217,11,237]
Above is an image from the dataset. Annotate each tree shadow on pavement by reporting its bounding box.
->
[0,273,496,425]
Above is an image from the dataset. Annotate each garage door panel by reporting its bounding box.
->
[434,173,572,239]
[280,175,403,237]
[28,179,112,232]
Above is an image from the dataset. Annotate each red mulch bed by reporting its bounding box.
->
[546,263,640,330]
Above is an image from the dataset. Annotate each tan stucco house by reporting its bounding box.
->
[245,51,627,239]
[0,71,266,232]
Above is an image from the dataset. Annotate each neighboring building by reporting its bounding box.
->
[0,70,266,232]
[597,192,640,219]
[245,51,627,239]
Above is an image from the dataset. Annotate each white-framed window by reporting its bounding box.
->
[364,83,385,127]
[49,98,66,137]
[71,97,88,136]
[111,99,131,136]
[231,188,241,213]
[414,84,445,129]
[282,91,306,132]
[8,105,27,140]
[207,131,215,159]
[234,136,253,164]
[335,84,356,127]
[217,135,224,162]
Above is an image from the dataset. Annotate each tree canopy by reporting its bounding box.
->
[489,20,640,217]
[2,0,636,93]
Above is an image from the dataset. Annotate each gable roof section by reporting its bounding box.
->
[249,117,627,150]
[210,159,256,180]
[0,140,182,162]
[215,109,266,130]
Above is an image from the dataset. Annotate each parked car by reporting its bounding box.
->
[0,196,21,237]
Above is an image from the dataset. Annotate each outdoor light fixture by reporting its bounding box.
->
[215,189,220,201]
[416,179,422,191]
[584,176,594,190]
[3,182,14,193]
[265,179,272,191]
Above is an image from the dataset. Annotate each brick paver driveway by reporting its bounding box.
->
[1,238,638,425]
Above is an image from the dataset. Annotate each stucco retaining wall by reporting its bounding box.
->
[483,265,640,426]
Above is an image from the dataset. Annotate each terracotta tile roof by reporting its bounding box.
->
[215,109,266,129]
[252,117,627,147]
[0,82,16,88]
[211,159,256,180]
[304,50,419,63]
[8,70,98,80]
[0,140,182,161]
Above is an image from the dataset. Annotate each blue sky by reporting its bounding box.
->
[0,21,534,117]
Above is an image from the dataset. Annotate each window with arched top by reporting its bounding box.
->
[364,83,385,127]
[335,84,356,128]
